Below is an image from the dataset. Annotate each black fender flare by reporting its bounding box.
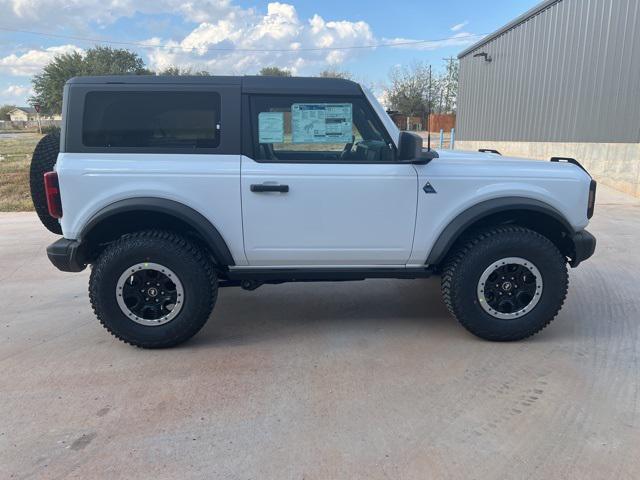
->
[80,197,235,266]
[425,197,575,266]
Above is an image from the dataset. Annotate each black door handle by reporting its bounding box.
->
[250,184,289,193]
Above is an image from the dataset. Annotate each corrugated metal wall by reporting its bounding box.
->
[457,0,640,143]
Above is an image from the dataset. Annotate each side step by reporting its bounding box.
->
[220,267,434,289]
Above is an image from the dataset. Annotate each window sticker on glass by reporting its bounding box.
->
[291,103,352,143]
[258,112,284,143]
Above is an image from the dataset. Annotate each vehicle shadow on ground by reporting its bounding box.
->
[189,278,459,347]
[185,271,600,348]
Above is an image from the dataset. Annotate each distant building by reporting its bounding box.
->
[457,0,640,197]
[8,107,37,122]
[8,107,62,122]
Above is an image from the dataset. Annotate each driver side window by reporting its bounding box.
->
[249,95,395,162]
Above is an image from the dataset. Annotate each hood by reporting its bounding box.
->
[427,149,589,180]
[434,149,548,162]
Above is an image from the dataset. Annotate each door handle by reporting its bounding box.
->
[250,184,289,193]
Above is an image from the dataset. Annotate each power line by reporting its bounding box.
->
[0,26,486,53]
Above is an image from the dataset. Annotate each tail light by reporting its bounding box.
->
[587,180,597,219]
[44,171,63,218]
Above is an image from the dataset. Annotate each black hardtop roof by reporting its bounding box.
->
[66,75,363,96]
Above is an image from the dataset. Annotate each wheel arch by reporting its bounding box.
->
[426,197,576,267]
[80,197,235,267]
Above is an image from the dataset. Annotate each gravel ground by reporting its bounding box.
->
[1,185,639,479]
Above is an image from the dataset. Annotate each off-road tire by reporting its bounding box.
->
[89,230,218,348]
[29,133,62,234]
[441,226,568,341]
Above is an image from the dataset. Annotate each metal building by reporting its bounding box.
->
[456,0,640,197]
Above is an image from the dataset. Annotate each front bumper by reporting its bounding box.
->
[47,238,87,272]
[569,230,596,268]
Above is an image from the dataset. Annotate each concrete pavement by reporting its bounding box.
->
[1,185,639,479]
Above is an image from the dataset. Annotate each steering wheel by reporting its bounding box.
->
[339,136,355,160]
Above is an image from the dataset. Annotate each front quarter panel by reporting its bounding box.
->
[409,157,591,266]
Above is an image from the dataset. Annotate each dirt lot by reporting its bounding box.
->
[0,132,43,211]
[1,186,639,479]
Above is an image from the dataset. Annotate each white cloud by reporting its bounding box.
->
[0,1,482,79]
[450,21,469,32]
[0,0,241,28]
[0,84,33,105]
[0,45,83,76]
[145,3,375,75]
[2,84,32,96]
[384,32,482,51]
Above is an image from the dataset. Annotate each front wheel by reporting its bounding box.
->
[441,226,568,341]
[89,230,217,348]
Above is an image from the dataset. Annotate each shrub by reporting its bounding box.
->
[41,125,61,136]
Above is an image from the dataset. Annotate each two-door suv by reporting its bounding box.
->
[30,75,596,348]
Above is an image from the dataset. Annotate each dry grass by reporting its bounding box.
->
[0,133,43,211]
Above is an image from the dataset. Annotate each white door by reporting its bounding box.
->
[240,94,418,266]
[241,158,417,266]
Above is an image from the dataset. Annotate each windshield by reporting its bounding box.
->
[362,87,400,147]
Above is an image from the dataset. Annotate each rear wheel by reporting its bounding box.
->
[29,133,62,234]
[89,230,217,348]
[441,226,568,341]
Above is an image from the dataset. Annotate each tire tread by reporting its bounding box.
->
[441,226,568,341]
[29,133,62,234]
[89,230,217,348]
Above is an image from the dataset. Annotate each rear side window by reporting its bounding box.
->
[82,91,220,149]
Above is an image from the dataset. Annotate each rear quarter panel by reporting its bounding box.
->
[56,152,247,265]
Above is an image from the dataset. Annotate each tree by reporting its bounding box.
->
[0,104,17,120]
[157,66,211,76]
[385,62,432,117]
[30,50,83,115]
[258,66,292,77]
[384,59,459,117]
[318,68,352,79]
[83,46,149,76]
[30,47,150,114]
[440,57,459,114]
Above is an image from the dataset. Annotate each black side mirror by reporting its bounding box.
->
[398,131,423,161]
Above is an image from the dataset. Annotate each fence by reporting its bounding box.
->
[417,128,456,149]
[389,113,456,133]
[0,120,62,131]
[428,114,456,133]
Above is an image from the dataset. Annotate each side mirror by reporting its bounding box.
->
[398,131,423,161]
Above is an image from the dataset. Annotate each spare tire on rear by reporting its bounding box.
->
[29,133,62,234]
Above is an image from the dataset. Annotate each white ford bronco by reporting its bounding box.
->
[30,75,596,348]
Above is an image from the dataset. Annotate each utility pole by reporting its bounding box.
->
[427,64,432,150]
[34,103,42,134]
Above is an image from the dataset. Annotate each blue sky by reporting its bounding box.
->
[0,0,540,106]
